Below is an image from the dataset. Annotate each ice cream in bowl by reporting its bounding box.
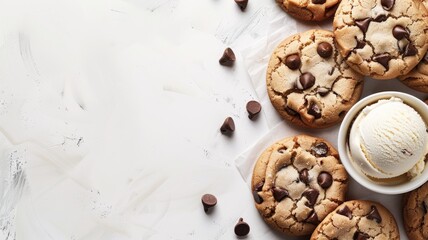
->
[338,92,428,194]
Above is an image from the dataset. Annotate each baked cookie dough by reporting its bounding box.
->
[251,135,348,236]
[276,0,340,21]
[266,29,364,129]
[403,181,428,240]
[311,200,399,240]
[333,0,428,79]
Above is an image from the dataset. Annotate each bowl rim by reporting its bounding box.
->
[338,91,428,195]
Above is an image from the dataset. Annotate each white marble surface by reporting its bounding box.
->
[0,0,426,239]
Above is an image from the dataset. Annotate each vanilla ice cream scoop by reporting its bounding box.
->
[349,97,428,179]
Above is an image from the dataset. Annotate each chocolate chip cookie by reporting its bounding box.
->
[266,29,364,129]
[251,135,348,236]
[403,181,428,240]
[333,0,428,79]
[276,0,340,21]
[399,52,428,93]
[311,200,399,240]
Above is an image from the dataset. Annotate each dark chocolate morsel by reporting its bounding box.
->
[306,211,319,224]
[246,100,262,119]
[381,0,395,11]
[308,102,322,119]
[355,18,371,34]
[234,218,250,237]
[285,54,301,70]
[317,172,333,189]
[355,39,366,49]
[297,73,316,90]
[404,43,418,57]
[317,42,333,58]
[302,188,319,207]
[353,231,370,240]
[285,106,299,116]
[311,142,329,157]
[299,169,309,184]
[201,194,217,213]
[373,14,387,22]
[392,25,409,40]
[254,181,264,191]
[219,48,236,66]
[253,191,263,204]
[367,205,382,223]
[272,187,289,202]
[337,205,353,219]
[373,53,392,70]
[234,0,248,11]
[220,117,235,135]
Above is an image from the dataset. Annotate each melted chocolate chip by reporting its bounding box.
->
[355,18,371,34]
[355,39,366,49]
[285,54,301,70]
[337,205,353,219]
[353,231,370,240]
[285,106,299,116]
[312,0,326,3]
[234,0,248,11]
[381,0,395,11]
[308,102,321,119]
[392,25,409,40]
[317,42,333,58]
[297,73,316,90]
[272,187,289,202]
[253,191,263,204]
[404,43,418,57]
[234,218,250,237]
[311,142,329,157]
[367,206,382,223]
[254,181,264,191]
[306,211,319,224]
[317,87,330,96]
[220,117,235,135]
[299,169,309,184]
[373,14,387,22]
[317,172,333,189]
[302,189,319,207]
[373,53,392,70]
[219,48,236,66]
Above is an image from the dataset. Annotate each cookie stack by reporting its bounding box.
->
[251,0,428,238]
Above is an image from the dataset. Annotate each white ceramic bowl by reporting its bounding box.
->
[338,91,428,195]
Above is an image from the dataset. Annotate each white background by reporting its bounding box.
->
[0,0,426,239]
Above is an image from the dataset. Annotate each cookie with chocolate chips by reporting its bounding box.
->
[333,0,428,79]
[266,29,364,129]
[276,0,340,21]
[251,135,348,236]
[403,181,428,240]
[311,200,399,240]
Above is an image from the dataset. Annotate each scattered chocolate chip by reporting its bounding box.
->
[308,102,322,119]
[381,0,395,11]
[337,205,353,219]
[253,191,263,204]
[317,42,333,58]
[392,25,409,40]
[401,149,413,156]
[285,54,301,70]
[312,0,326,3]
[355,39,366,49]
[355,18,371,34]
[302,188,319,207]
[373,53,391,70]
[373,14,387,22]
[201,194,217,213]
[246,100,261,120]
[297,73,316,90]
[285,106,299,116]
[299,169,310,184]
[272,187,289,202]
[353,231,370,240]
[317,87,330,96]
[317,172,333,189]
[220,117,235,135]
[404,43,418,57]
[219,48,236,66]
[254,181,264,191]
[234,218,250,237]
[367,205,382,223]
[234,0,248,11]
[306,211,319,224]
[311,142,329,157]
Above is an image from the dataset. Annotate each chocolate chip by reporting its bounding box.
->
[272,187,289,202]
[299,169,309,184]
[423,201,428,214]
[201,194,217,213]
[312,0,326,3]
[381,0,395,11]
[353,231,370,240]
[373,53,391,70]
[285,106,299,116]
[337,205,353,219]
[302,188,319,207]
[311,142,329,157]
[220,117,235,135]
[297,73,316,90]
[404,43,418,57]
[234,0,248,11]
[392,25,409,40]
[401,149,413,156]
[219,48,236,66]
[355,39,366,49]
[317,87,330,96]
[373,14,387,22]
[306,211,319,224]
[317,42,333,58]
[367,205,382,223]
[317,172,333,189]
[253,191,263,204]
[254,181,264,191]
[355,18,371,34]
[285,54,301,70]
[328,67,335,75]
[234,218,250,237]
[246,100,261,120]
[308,102,321,119]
